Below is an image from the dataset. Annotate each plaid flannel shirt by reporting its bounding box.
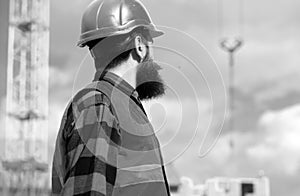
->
[52,71,170,196]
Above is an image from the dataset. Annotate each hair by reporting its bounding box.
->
[86,27,152,71]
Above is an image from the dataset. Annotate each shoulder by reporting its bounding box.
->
[71,87,113,116]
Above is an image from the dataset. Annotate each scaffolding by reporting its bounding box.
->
[2,0,50,194]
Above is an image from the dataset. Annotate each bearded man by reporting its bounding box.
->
[51,0,170,195]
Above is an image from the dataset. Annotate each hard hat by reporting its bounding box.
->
[78,0,164,47]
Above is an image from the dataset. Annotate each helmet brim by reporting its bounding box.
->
[77,24,164,47]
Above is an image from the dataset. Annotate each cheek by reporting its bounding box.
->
[148,48,154,59]
[144,46,154,62]
[148,45,154,59]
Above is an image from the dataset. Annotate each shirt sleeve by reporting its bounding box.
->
[62,97,121,196]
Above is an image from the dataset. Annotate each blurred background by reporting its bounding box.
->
[0,0,299,195]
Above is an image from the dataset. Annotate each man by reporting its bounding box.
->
[52,0,170,195]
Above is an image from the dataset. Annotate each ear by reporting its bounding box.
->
[134,35,147,62]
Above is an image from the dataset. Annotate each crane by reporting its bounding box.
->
[218,0,244,150]
[2,0,50,194]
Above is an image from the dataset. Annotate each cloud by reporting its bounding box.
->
[224,88,264,133]
[167,104,300,196]
[261,91,300,110]
[49,66,72,88]
[162,0,300,109]
[247,104,300,175]
[143,97,212,163]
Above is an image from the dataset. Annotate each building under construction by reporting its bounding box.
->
[171,176,270,196]
[0,0,50,195]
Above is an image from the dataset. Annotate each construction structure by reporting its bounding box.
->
[173,175,270,196]
[203,176,270,196]
[1,0,50,195]
[217,0,244,150]
[220,37,243,149]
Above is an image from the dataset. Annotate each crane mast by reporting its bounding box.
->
[2,0,50,194]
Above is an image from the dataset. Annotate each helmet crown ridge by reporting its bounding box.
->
[78,0,164,47]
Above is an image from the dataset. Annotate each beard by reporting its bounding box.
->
[135,59,166,101]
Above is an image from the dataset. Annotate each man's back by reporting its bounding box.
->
[52,71,170,195]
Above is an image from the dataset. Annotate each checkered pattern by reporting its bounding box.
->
[52,89,120,196]
[52,71,170,196]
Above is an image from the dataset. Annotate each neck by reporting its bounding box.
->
[95,57,138,88]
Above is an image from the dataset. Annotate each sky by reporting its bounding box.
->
[0,0,300,195]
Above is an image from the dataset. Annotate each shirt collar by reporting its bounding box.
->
[93,70,139,100]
